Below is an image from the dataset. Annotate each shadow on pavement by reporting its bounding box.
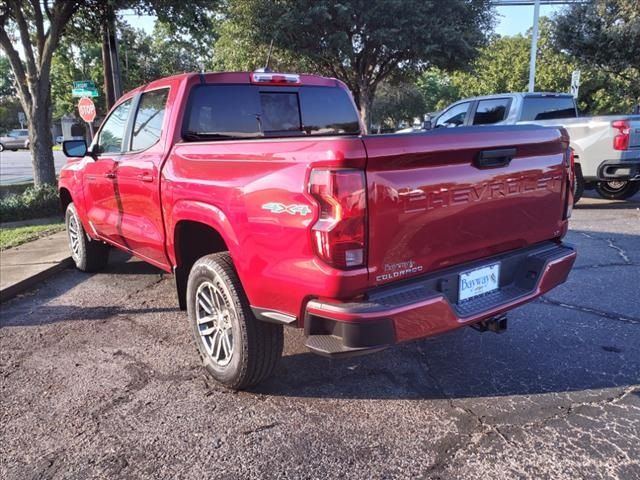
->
[254,325,640,400]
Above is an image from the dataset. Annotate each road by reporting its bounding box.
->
[0,150,67,185]
[1,191,639,479]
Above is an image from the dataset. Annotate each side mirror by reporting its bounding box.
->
[62,139,88,158]
[422,120,432,131]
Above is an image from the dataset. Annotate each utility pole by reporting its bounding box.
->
[101,5,122,110]
[491,1,588,93]
[528,0,541,92]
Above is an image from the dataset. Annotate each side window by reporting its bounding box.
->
[473,99,510,125]
[131,89,169,151]
[435,102,470,128]
[97,99,132,154]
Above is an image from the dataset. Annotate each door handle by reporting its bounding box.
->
[105,171,116,179]
[138,173,154,182]
[475,148,516,169]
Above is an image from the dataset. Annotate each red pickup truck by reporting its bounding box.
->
[59,71,577,389]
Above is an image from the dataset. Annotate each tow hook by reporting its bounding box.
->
[470,314,508,334]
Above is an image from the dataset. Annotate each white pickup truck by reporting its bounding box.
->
[427,93,640,202]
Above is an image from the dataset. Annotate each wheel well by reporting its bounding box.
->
[59,188,72,213]
[173,221,229,310]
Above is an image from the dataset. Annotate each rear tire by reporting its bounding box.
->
[573,165,585,205]
[594,181,640,200]
[187,252,283,390]
[65,203,110,272]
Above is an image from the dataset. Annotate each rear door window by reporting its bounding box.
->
[435,102,471,128]
[183,85,360,141]
[521,96,577,121]
[473,98,510,125]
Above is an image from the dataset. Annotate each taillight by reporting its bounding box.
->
[612,120,630,150]
[309,169,366,269]
[564,148,574,219]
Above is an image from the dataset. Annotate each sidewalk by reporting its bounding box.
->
[0,231,72,302]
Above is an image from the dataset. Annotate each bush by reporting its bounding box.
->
[0,185,61,223]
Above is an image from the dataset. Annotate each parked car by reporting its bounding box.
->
[59,71,577,389]
[0,129,29,152]
[429,93,640,201]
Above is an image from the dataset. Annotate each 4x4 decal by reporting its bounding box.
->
[262,202,312,216]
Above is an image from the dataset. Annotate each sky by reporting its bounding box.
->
[125,4,565,38]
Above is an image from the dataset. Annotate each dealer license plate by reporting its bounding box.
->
[458,263,500,303]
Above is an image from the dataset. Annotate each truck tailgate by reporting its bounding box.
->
[629,116,640,149]
[363,125,569,286]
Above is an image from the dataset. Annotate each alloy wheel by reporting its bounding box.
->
[67,213,81,261]
[195,279,235,367]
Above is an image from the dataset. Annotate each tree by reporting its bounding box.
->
[0,1,83,186]
[552,0,640,107]
[224,0,494,132]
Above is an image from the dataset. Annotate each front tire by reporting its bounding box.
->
[0,143,4,152]
[187,252,283,390]
[65,203,110,272]
[595,180,640,200]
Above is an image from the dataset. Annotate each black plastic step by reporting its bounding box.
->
[305,335,388,358]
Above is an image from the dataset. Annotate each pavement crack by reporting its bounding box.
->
[606,238,631,264]
[538,296,640,324]
[573,263,638,270]
[242,422,280,435]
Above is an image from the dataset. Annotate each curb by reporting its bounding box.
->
[0,257,73,303]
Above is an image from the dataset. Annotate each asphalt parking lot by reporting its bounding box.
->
[1,190,639,479]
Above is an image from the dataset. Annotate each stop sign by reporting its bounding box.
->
[78,97,96,123]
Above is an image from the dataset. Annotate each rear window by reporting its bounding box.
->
[521,96,577,121]
[473,98,510,125]
[183,85,360,141]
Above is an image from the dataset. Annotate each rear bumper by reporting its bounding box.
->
[596,157,640,181]
[304,241,576,357]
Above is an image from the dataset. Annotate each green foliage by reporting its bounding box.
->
[553,0,640,76]
[0,186,61,223]
[212,19,313,73]
[50,38,106,120]
[372,82,426,130]
[0,55,16,98]
[449,20,575,98]
[416,68,462,114]
[415,16,636,116]
[552,0,640,106]
[0,97,22,133]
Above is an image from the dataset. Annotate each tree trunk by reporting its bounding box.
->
[28,88,56,186]
[358,85,373,134]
